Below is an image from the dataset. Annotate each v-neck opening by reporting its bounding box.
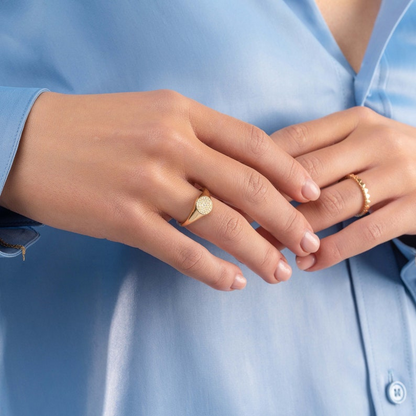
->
[309,0,362,77]
[283,0,357,77]
[283,0,414,103]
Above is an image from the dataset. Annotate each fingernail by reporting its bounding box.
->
[275,260,292,282]
[296,254,316,271]
[301,230,320,253]
[302,179,320,201]
[231,274,247,290]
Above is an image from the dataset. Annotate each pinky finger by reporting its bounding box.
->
[132,212,247,291]
[296,196,414,271]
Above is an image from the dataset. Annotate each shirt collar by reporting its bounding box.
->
[355,0,414,105]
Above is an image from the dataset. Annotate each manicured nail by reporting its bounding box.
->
[275,260,292,282]
[301,230,320,253]
[231,274,247,290]
[302,179,320,201]
[296,254,316,271]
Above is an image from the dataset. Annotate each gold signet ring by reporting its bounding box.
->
[178,188,213,227]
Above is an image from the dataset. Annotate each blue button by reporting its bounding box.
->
[387,381,407,404]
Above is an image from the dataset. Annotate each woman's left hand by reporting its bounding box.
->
[268,107,416,271]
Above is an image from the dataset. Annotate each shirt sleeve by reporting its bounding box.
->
[0,86,48,259]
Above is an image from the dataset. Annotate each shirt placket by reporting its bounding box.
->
[348,1,415,414]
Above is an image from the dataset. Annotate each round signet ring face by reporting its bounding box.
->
[179,188,213,227]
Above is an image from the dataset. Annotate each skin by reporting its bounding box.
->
[1,1,411,289]
[315,0,381,73]
[269,108,416,271]
[0,90,321,291]
[273,0,416,270]
[227,0,416,272]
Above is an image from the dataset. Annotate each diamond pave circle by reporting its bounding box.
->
[196,195,213,215]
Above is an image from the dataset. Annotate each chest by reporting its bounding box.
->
[0,0,415,127]
[314,0,381,72]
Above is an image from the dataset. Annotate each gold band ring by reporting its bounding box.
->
[344,173,371,217]
[178,188,213,227]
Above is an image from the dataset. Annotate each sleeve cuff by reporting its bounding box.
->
[0,86,49,194]
[0,227,40,259]
[0,86,48,259]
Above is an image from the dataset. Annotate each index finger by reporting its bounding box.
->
[271,106,376,157]
[188,99,321,203]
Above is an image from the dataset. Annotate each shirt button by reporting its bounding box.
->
[387,381,407,404]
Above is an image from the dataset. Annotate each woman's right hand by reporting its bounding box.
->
[0,90,320,290]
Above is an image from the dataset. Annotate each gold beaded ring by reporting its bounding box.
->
[344,173,371,217]
[178,188,213,227]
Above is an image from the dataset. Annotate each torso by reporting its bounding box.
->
[315,0,381,73]
[1,2,416,415]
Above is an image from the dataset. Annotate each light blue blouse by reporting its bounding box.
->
[0,1,415,415]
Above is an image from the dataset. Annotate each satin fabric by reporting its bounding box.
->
[0,1,415,415]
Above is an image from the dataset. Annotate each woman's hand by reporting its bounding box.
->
[270,107,416,271]
[0,90,321,290]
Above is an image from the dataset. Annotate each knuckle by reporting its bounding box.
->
[151,89,188,120]
[379,124,397,142]
[404,157,416,181]
[244,170,269,204]
[164,129,193,155]
[259,246,279,279]
[297,154,324,179]
[281,208,301,235]
[352,106,375,123]
[282,123,310,152]
[319,189,347,219]
[123,159,164,194]
[219,215,245,244]
[211,266,234,290]
[177,245,205,272]
[324,239,344,264]
[155,89,185,109]
[146,121,193,157]
[279,156,299,184]
[143,162,167,191]
[367,125,406,157]
[363,221,384,244]
[247,125,270,157]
